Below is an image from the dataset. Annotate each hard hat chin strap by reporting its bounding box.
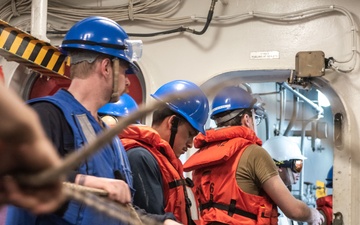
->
[169,116,180,149]
[286,167,296,185]
[110,58,120,103]
[251,109,258,135]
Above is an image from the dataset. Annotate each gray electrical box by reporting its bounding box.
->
[295,51,325,77]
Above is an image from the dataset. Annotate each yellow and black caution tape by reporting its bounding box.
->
[0,20,69,79]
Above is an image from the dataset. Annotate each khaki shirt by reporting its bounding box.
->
[236,144,279,195]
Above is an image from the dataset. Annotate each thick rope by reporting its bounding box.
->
[63,184,161,225]
[63,182,143,225]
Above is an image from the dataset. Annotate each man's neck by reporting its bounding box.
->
[68,79,109,119]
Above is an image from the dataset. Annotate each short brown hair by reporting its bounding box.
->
[213,109,252,127]
[152,103,186,126]
[68,50,109,79]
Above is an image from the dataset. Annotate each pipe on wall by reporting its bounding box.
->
[282,82,324,116]
[31,0,49,42]
[284,95,299,136]
[278,85,286,134]
[299,115,319,202]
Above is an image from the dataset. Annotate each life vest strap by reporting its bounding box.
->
[168,177,194,189]
[169,179,186,189]
[199,201,257,220]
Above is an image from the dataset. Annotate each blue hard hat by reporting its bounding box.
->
[151,80,209,134]
[325,166,333,188]
[211,86,256,119]
[98,94,138,117]
[60,16,142,69]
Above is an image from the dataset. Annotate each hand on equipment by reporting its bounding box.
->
[307,207,325,225]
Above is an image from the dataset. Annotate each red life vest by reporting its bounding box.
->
[316,195,333,225]
[121,124,192,225]
[184,126,278,225]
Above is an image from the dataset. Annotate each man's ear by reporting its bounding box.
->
[242,114,252,127]
[100,58,112,77]
[166,115,177,129]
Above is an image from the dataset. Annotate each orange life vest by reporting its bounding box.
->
[184,126,278,225]
[121,124,193,225]
[316,195,333,225]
